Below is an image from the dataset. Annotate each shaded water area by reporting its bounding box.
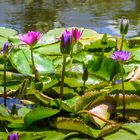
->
[0,0,140,37]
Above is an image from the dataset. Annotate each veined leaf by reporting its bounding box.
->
[24,107,59,128]
[43,131,79,140]
[112,94,140,109]
[56,117,94,137]
[84,38,116,52]
[87,96,116,128]
[122,123,140,136]
[103,129,138,140]
[33,91,73,112]
[0,27,17,38]
[110,81,140,94]
[75,91,103,112]
[10,47,54,74]
[87,55,120,80]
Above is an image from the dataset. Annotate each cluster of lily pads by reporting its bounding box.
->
[0,19,140,140]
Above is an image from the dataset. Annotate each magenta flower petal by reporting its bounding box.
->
[19,31,41,47]
[111,50,131,61]
[71,27,83,42]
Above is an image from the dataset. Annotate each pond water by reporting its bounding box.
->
[0,0,140,37]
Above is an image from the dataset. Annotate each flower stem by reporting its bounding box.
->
[3,59,7,107]
[30,48,38,82]
[120,34,125,50]
[69,46,73,72]
[120,63,125,121]
[82,80,86,93]
[60,55,66,103]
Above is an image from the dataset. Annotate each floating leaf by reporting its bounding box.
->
[18,107,32,117]
[84,38,116,52]
[99,124,121,138]
[103,129,138,140]
[52,86,78,99]
[0,27,17,38]
[0,132,8,140]
[125,66,140,81]
[35,43,61,56]
[8,119,24,129]
[33,91,73,112]
[0,36,8,49]
[87,55,120,80]
[75,91,103,112]
[63,96,80,110]
[10,47,54,74]
[110,81,140,94]
[24,107,59,127]
[122,123,140,136]
[88,96,116,128]
[112,94,140,109]
[56,117,93,137]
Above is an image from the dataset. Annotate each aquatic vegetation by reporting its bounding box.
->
[60,29,72,104]
[120,19,129,50]
[111,50,131,120]
[1,42,14,107]
[111,50,131,61]
[0,21,139,140]
[19,31,41,47]
[19,31,41,82]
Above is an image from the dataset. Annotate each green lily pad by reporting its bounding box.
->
[0,27,18,38]
[24,107,59,127]
[56,117,93,137]
[10,47,54,75]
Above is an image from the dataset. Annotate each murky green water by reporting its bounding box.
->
[0,0,140,37]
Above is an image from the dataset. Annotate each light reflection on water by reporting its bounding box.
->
[0,97,33,110]
[0,0,140,36]
[0,97,23,110]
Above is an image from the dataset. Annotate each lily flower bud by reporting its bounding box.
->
[120,19,129,35]
[1,42,13,59]
[82,66,88,82]
[60,29,72,54]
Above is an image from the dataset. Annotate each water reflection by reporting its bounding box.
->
[0,0,140,36]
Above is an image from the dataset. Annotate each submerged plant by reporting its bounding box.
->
[60,29,72,105]
[111,50,131,120]
[19,31,41,82]
[1,42,14,107]
[8,132,19,140]
[120,19,129,50]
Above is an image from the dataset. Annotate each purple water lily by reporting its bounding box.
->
[19,31,41,47]
[60,29,72,54]
[111,50,131,61]
[1,42,13,58]
[8,133,19,140]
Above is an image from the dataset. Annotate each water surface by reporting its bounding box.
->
[0,0,140,37]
